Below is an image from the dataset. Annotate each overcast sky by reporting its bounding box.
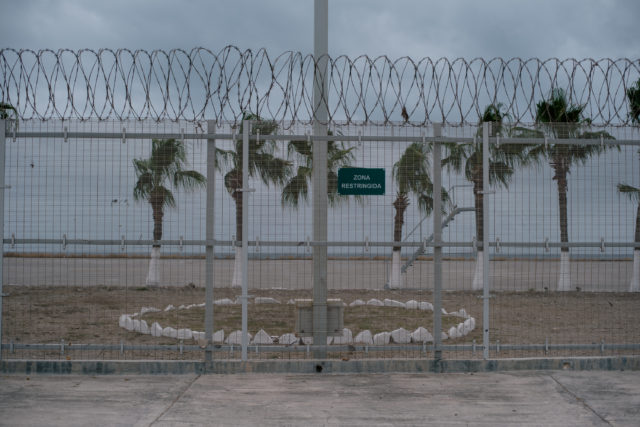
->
[1,0,638,59]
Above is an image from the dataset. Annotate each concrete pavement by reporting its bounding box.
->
[1,371,639,426]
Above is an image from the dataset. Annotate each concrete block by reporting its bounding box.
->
[448,326,460,339]
[214,298,235,305]
[213,330,225,344]
[164,304,175,312]
[349,299,365,307]
[139,320,150,334]
[254,297,280,304]
[418,301,433,311]
[226,330,252,345]
[133,319,141,332]
[366,298,384,306]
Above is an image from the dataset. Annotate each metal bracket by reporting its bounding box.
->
[544,136,548,149]
[121,235,125,251]
[180,128,185,144]
[364,236,369,252]
[306,236,311,253]
[472,237,477,253]
[179,235,184,252]
[236,188,256,193]
[62,234,67,250]
[255,236,260,252]
[495,237,501,253]
[12,127,16,142]
[600,237,605,252]
[63,127,68,142]
[496,135,500,147]
[122,127,126,144]
[11,233,15,248]
[544,237,550,252]
[358,131,362,146]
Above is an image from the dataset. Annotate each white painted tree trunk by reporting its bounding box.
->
[388,250,403,289]
[557,251,571,291]
[146,247,161,286]
[231,246,243,288]
[471,250,483,291]
[630,250,640,292]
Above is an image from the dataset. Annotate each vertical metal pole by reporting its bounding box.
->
[432,123,443,362]
[204,120,216,362]
[482,121,491,359]
[312,0,328,358]
[241,120,250,361]
[0,120,4,361]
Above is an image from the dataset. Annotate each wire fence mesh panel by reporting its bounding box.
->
[1,118,639,362]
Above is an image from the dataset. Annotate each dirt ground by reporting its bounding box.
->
[2,284,639,361]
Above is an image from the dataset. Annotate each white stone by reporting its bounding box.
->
[448,326,460,339]
[214,298,235,305]
[457,323,466,336]
[384,299,406,308]
[418,302,433,311]
[139,320,150,334]
[373,332,391,345]
[405,300,419,310]
[254,297,280,304]
[164,304,175,312]
[252,329,274,344]
[390,327,411,344]
[463,317,476,334]
[332,328,354,345]
[177,328,193,340]
[349,299,365,307]
[366,298,384,307]
[178,305,186,310]
[118,314,129,328]
[441,308,448,315]
[225,330,252,345]
[162,327,178,339]
[212,330,225,343]
[151,322,163,337]
[441,331,449,340]
[196,303,205,308]
[287,299,296,305]
[124,316,134,331]
[278,333,299,345]
[411,327,433,343]
[192,331,204,342]
[133,319,141,332]
[354,330,373,345]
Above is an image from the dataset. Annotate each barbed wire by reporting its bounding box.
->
[1,47,639,126]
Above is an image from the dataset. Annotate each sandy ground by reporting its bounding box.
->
[3,257,635,292]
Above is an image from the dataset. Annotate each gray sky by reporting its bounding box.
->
[1,0,639,59]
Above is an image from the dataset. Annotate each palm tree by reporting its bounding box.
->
[443,104,532,290]
[0,102,18,131]
[218,113,292,287]
[534,88,613,291]
[281,132,357,207]
[389,142,447,289]
[133,138,206,286]
[619,78,640,291]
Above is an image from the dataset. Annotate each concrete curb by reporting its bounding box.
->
[2,356,639,375]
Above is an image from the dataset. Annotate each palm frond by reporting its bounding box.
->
[618,184,640,203]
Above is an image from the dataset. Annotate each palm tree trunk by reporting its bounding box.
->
[232,191,243,288]
[472,178,484,290]
[146,203,163,286]
[554,163,571,291]
[389,194,409,289]
[630,203,640,292]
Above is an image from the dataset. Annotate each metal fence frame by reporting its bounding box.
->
[1,119,639,364]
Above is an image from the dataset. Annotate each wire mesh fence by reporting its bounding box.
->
[1,118,639,362]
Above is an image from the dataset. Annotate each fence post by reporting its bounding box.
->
[241,120,250,361]
[432,123,443,363]
[482,121,491,359]
[204,120,216,362]
[0,120,4,361]
[312,0,329,359]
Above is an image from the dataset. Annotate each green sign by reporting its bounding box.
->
[337,168,385,195]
